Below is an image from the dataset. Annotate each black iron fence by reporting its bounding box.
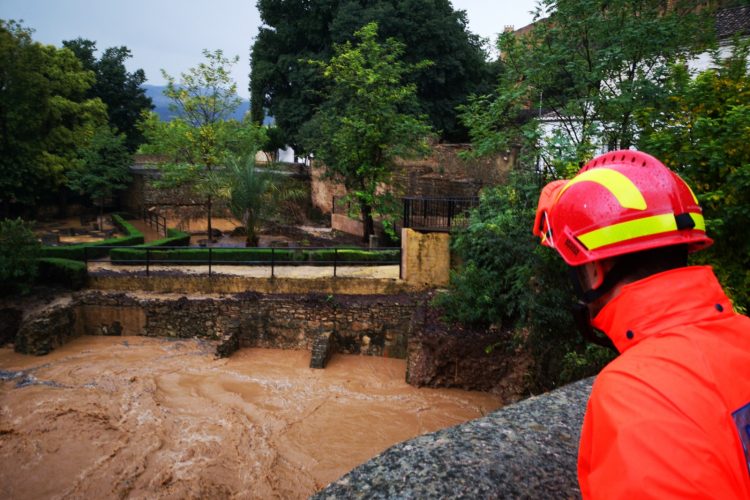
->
[402,197,479,232]
[84,245,402,278]
[143,208,168,237]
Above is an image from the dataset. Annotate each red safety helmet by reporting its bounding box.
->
[533,150,712,266]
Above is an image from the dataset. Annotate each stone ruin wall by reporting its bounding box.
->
[14,291,416,360]
[4,289,532,397]
[121,158,230,222]
[311,144,516,214]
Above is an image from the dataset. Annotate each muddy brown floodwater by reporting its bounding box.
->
[0,336,501,499]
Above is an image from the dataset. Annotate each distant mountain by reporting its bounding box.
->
[143,84,255,122]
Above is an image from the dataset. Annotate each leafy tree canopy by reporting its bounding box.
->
[0,20,107,213]
[250,0,495,147]
[63,38,153,152]
[300,22,433,241]
[461,0,714,171]
[67,126,132,218]
[434,171,615,390]
[638,40,750,312]
[140,49,267,238]
[0,218,40,295]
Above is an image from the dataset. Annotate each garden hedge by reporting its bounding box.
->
[39,214,145,261]
[37,257,88,290]
[110,247,399,265]
[109,228,190,262]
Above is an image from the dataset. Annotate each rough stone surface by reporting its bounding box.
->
[7,290,535,401]
[310,331,334,369]
[0,308,22,345]
[15,298,79,355]
[407,305,533,402]
[315,377,593,499]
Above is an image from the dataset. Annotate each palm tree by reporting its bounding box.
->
[225,155,272,246]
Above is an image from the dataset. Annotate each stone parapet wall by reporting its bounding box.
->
[315,377,592,498]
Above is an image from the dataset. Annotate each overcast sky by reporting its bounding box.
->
[0,0,542,98]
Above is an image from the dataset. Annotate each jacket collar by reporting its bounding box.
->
[592,266,733,353]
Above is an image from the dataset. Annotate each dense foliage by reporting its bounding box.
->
[300,22,433,241]
[139,49,268,238]
[0,20,107,213]
[62,38,153,151]
[638,41,750,312]
[461,0,713,169]
[434,172,614,389]
[0,218,41,294]
[67,126,132,219]
[37,258,88,290]
[250,0,495,146]
[447,1,748,387]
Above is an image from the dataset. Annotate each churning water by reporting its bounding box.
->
[0,336,500,499]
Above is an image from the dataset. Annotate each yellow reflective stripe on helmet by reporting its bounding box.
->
[579,213,706,250]
[691,212,706,231]
[557,169,647,210]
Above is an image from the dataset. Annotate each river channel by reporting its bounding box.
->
[0,336,501,499]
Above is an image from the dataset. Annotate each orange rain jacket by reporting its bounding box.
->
[578,266,750,499]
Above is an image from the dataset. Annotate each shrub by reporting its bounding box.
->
[111,247,299,265]
[307,248,400,263]
[434,172,615,391]
[109,228,190,262]
[0,218,40,294]
[37,258,88,290]
[39,213,144,261]
[148,228,191,248]
[110,246,399,265]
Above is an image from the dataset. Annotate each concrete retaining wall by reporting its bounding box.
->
[401,228,451,287]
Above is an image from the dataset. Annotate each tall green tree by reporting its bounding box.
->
[300,22,433,241]
[461,0,713,170]
[250,0,494,147]
[0,20,107,214]
[638,41,750,312]
[62,38,153,152]
[67,126,132,221]
[140,49,266,239]
[0,218,40,295]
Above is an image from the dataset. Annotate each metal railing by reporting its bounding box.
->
[84,245,402,279]
[143,208,168,237]
[402,197,479,232]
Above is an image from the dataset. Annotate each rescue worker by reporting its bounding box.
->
[532,150,750,498]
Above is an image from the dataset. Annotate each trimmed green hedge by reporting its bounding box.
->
[110,247,399,265]
[109,228,191,262]
[39,214,145,261]
[148,228,191,248]
[37,257,88,290]
[308,248,400,263]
